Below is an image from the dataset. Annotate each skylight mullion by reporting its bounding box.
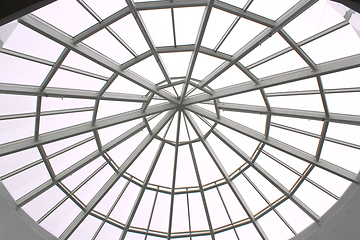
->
[0,103,173,158]
[214,185,240,240]
[59,109,175,240]
[0,82,150,102]
[15,123,147,208]
[37,145,56,181]
[185,104,359,183]
[0,48,109,81]
[119,141,165,240]
[278,29,317,70]
[316,76,330,117]
[213,0,254,52]
[197,0,318,89]
[179,0,214,104]
[247,19,350,70]
[217,102,360,126]
[188,143,216,240]
[19,14,177,103]
[141,92,154,113]
[267,86,360,97]
[167,111,182,240]
[144,186,159,240]
[184,52,360,106]
[186,188,192,240]
[76,0,137,57]
[211,127,320,224]
[34,96,42,141]
[91,179,131,240]
[184,111,269,240]
[243,173,297,236]
[171,7,176,47]
[125,0,179,97]
[315,121,329,161]
[262,150,339,200]
[37,196,68,224]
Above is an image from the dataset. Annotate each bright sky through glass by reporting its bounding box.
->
[1,0,360,240]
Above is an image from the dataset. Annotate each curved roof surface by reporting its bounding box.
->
[1,0,360,239]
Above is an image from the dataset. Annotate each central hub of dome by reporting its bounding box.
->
[176,104,185,111]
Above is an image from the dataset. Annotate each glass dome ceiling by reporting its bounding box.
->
[1,0,360,239]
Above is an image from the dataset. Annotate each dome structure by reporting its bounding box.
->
[1,0,360,240]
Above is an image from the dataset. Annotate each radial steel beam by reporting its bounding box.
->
[198,0,318,89]
[188,143,215,240]
[211,128,320,223]
[167,111,182,240]
[184,53,360,105]
[0,48,109,81]
[266,86,360,97]
[180,0,215,104]
[217,102,360,126]
[16,122,146,208]
[0,102,175,157]
[247,20,349,70]
[119,141,165,240]
[185,105,359,183]
[126,0,179,97]
[19,14,178,103]
[59,109,175,240]
[184,111,269,240]
[0,82,149,102]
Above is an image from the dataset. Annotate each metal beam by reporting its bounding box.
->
[211,128,320,223]
[18,14,178,103]
[185,104,359,183]
[0,102,175,157]
[59,109,175,240]
[198,0,318,89]
[217,102,360,126]
[0,48,109,81]
[126,0,178,97]
[180,0,215,104]
[0,82,149,102]
[184,111,269,240]
[184,53,360,105]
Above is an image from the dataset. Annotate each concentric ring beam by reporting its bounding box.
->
[18,14,178,104]
[185,105,359,183]
[217,102,360,126]
[0,102,176,157]
[197,0,318,89]
[184,53,360,105]
[184,111,269,240]
[59,110,176,240]
[16,122,147,208]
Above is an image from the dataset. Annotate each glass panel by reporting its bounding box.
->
[140,9,173,47]
[49,139,98,175]
[215,230,238,240]
[202,8,237,50]
[105,75,148,95]
[265,77,319,93]
[294,180,336,216]
[257,210,294,240]
[326,122,360,146]
[129,56,168,85]
[209,65,251,89]
[204,188,231,228]
[322,67,360,89]
[75,164,113,204]
[0,148,40,178]
[326,92,360,115]
[84,0,127,19]
[0,117,34,145]
[0,53,52,85]
[33,0,98,36]
[68,215,103,240]
[276,200,313,234]
[217,184,248,222]
[271,116,323,135]
[247,0,299,21]
[221,90,266,106]
[110,14,148,55]
[131,189,156,229]
[3,24,64,61]
[235,223,263,240]
[218,18,266,55]
[268,94,325,112]
[172,193,190,232]
[174,7,205,45]
[96,101,142,119]
[109,182,140,222]
[207,134,246,175]
[40,198,82,237]
[159,52,192,78]
[188,192,209,231]
[149,192,171,232]
[83,28,134,64]
[0,94,36,115]
[43,132,93,155]
[94,223,123,240]
[283,0,345,42]
[175,145,198,188]
[190,53,225,80]
[22,185,65,221]
[301,25,360,64]
[221,111,267,134]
